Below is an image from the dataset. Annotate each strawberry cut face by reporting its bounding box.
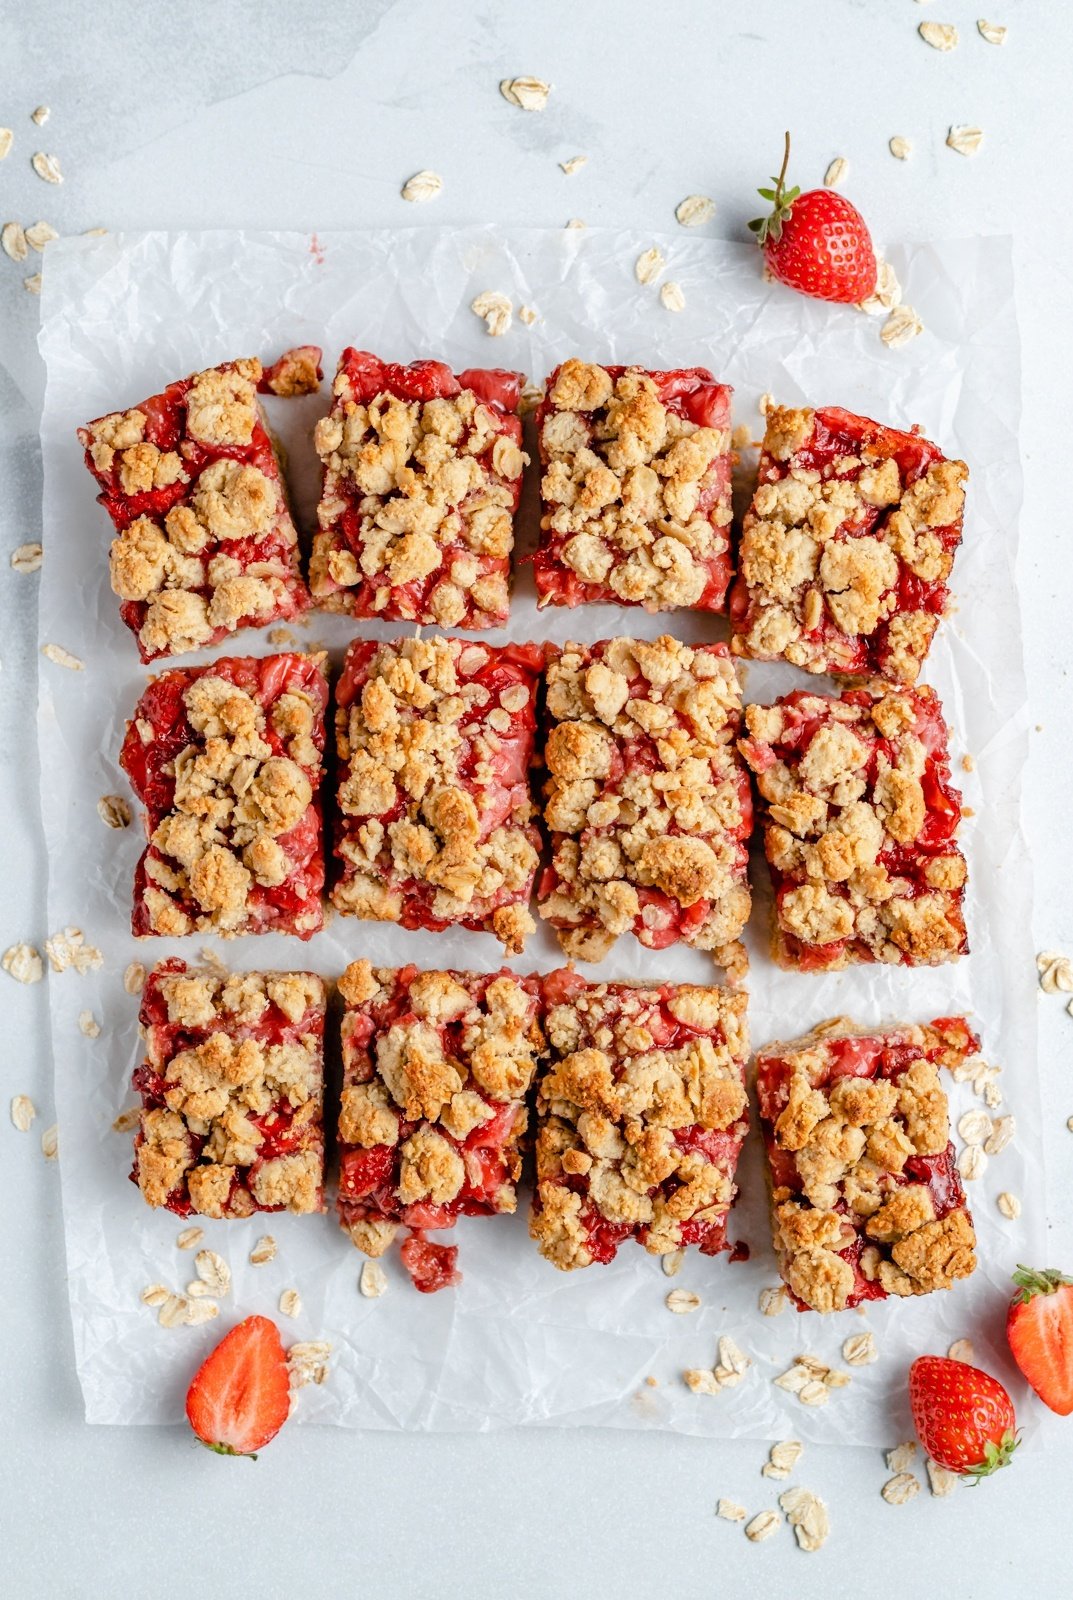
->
[1007,1266,1073,1416]
[185,1315,291,1458]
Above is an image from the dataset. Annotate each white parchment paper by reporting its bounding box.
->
[37,227,1038,1440]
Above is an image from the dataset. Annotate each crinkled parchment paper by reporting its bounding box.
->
[37,227,1037,1440]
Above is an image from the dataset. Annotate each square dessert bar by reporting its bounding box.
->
[78,356,311,662]
[310,351,527,627]
[755,1017,979,1313]
[332,634,542,955]
[538,635,752,975]
[730,405,967,684]
[119,652,328,939]
[132,958,326,1219]
[533,359,734,612]
[530,970,749,1270]
[336,960,545,1292]
[740,685,968,970]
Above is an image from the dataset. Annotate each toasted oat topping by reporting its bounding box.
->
[331,635,540,953]
[530,974,749,1271]
[740,687,968,971]
[539,636,751,971]
[132,961,326,1221]
[310,353,525,627]
[534,360,734,612]
[757,1017,978,1312]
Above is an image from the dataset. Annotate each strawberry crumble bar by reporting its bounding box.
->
[77,356,310,662]
[310,351,527,626]
[730,405,967,684]
[336,959,545,1292]
[132,958,326,1219]
[331,634,542,954]
[755,1017,979,1312]
[538,635,752,975]
[530,969,749,1270]
[533,359,734,612]
[739,685,968,970]
[119,652,328,940]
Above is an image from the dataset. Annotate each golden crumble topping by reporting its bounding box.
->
[332,635,540,954]
[535,360,734,611]
[731,404,967,684]
[530,976,749,1270]
[759,1017,977,1313]
[539,635,751,975]
[740,686,968,971]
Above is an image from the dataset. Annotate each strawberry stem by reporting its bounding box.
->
[963,1429,1019,1482]
[749,131,802,247]
[1012,1264,1073,1304]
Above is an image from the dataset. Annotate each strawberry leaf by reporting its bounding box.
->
[1011,1264,1073,1304]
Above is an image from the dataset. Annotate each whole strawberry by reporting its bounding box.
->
[1007,1264,1073,1415]
[750,132,877,304]
[909,1355,1018,1479]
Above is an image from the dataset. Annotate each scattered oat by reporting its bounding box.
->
[948,1338,975,1364]
[997,1191,1021,1219]
[360,1260,388,1298]
[250,1235,276,1266]
[660,280,685,313]
[158,1294,190,1328]
[0,129,12,160]
[499,76,551,111]
[84,227,108,238]
[889,136,913,161]
[11,542,43,573]
[559,155,587,176]
[123,962,146,995]
[183,1298,220,1327]
[881,305,924,348]
[470,290,512,337]
[2,222,28,262]
[926,1458,959,1496]
[886,1441,918,1473]
[518,304,538,325]
[287,1340,331,1388]
[716,1499,747,1522]
[843,1331,878,1366]
[1037,951,1073,993]
[11,1095,36,1132]
[78,1010,100,1038]
[799,1381,829,1407]
[675,194,715,226]
[824,157,848,189]
[401,169,442,203]
[715,1337,752,1386]
[279,1288,302,1318]
[565,218,586,230]
[1067,1115,1073,1134]
[98,794,131,829]
[780,1486,830,1553]
[31,151,63,183]
[3,942,44,984]
[985,1114,1016,1155]
[919,21,958,50]
[758,392,774,415]
[195,1249,231,1295]
[882,1473,921,1505]
[763,1439,803,1480]
[25,221,57,251]
[112,1106,140,1133]
[775,1354,848,1405]
[957,1108,991,1145]
[961,752,975,773]
[947,125,984,157]
[176,1226,204,1251]
[41,642,84,671]
[41,1123,58,1160]
[31,106,49,126]
[665,1288,700,1314]
[859,258,902,316]
[140,1284,169,1308]
[744,1511,780,1543]
[45,927,102,974]
[634,246,665,285]
[662,1249,685,1278]
[959,1144,988,1182]
[759,1285,788,1316]
[977,20,1007,45]
[683,1368,721,1395]
[24,272,42,295]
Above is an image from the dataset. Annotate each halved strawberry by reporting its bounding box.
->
[185,1314,291,1459]
[1007,1264,1073,1415]
[909,1355,1018,1479]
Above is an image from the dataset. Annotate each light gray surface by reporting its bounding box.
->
[1,1,1071,1595]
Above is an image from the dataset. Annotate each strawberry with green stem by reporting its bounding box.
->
[750,132,877,305]
[186,1314,292,1460]
[909,1355,1018,1479]
[1007,1265,1073,1416]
